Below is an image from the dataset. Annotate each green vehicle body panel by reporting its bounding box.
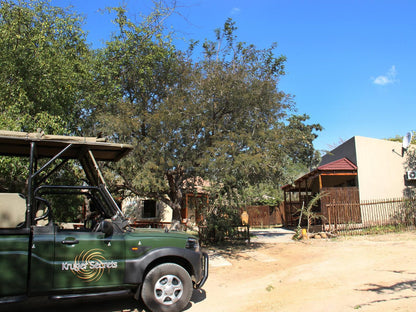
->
[124,230,189,256]
[1,226,200,297]
[30,227,55,293]
[0,231,30,296]
[0,226,204,297]
[53,230,125,290]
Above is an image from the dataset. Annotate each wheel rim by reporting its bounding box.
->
[154,274,184,305]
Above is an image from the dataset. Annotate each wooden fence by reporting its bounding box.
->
[245,204,285,227]
[321,187,360,222]
[325,197,416,234]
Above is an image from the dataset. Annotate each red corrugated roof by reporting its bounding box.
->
[318,157,357,171]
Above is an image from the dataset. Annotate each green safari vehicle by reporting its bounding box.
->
[0,131,208,312]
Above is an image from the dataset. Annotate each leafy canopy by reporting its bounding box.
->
[0,0,95,133]
[96,14,322,219]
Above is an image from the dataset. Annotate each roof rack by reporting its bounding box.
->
[0,130,132,161]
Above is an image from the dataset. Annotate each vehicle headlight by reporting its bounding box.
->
[186,237,200,252]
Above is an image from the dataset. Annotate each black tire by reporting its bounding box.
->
[141,263,193,312]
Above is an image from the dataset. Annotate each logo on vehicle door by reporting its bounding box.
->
[61,249,118,282]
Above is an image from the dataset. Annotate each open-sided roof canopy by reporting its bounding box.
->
[282,157,358,192]
[0,130,133,161]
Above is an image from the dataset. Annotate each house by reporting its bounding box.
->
[121,177,210,227]
[122,197,173,226]
[282,136,416,226]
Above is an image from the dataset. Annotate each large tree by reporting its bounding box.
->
[182,20,321,207]
[95,4,187,218]
[98,13,322,220]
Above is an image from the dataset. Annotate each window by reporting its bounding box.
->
[143,200,156,218]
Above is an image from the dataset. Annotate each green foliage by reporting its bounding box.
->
[239,182,283,207]
[0,0,98,194]
[284,114,322,169]
[390,131,416,198]
[296,192,327,234]
[202,205,242,243]
[361,224,407,235]
[393,198,416,226]
[95,14,323,220]
[0,114,69,192]
[0,0,96,133]
[43,193,83,223]
[93,3,186,218]
[0,156,27,192]
[292,225,303,240]
[39,159,85,222]
[388,131,416,144]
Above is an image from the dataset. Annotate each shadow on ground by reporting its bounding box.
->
[0,288,208,312]
[0,294,145,312]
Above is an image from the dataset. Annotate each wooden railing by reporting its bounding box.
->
[325,197,416,234]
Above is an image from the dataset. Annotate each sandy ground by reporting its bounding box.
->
[3,229,416,312]
[190,229,416,312]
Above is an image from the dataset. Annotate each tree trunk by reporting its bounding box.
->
[172,203,182,222]
[166,169,184,223]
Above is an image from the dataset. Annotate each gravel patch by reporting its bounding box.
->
[250,227,295,243]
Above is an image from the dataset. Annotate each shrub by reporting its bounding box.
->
[201,205,241,244]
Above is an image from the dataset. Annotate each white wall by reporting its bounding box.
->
[354,136,407,200]
[321,136,414,201]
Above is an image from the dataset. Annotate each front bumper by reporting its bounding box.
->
[195,252,209,288]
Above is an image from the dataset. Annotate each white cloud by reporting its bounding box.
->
[372,65,398,86]
[231,7,241,15]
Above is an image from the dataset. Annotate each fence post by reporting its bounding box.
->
[328,204,331,232]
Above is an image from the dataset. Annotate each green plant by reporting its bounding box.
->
[292,225,303,240]
[396,198,416,226]
[203,205,242,243]
[292,201,304,240]
[297,192,328,233]
[362,224,406,235]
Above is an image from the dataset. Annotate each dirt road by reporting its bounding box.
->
[3,229,416,312]
[191,229,416,312]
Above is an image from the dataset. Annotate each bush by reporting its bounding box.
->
[201,205,242,244]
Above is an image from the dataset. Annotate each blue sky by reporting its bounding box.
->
[52,0,416,152]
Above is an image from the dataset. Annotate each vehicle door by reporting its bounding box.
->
[53,227,125,291]
[27,187,125,291]
[0,193,30,297]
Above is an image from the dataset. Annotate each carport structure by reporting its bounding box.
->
[282,158,359,226]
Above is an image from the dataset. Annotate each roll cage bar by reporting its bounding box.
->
[0,131,133,227]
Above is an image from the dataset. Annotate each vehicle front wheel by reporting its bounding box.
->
[141,263,193,312]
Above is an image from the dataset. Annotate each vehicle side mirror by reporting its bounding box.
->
[100,220,114,238]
